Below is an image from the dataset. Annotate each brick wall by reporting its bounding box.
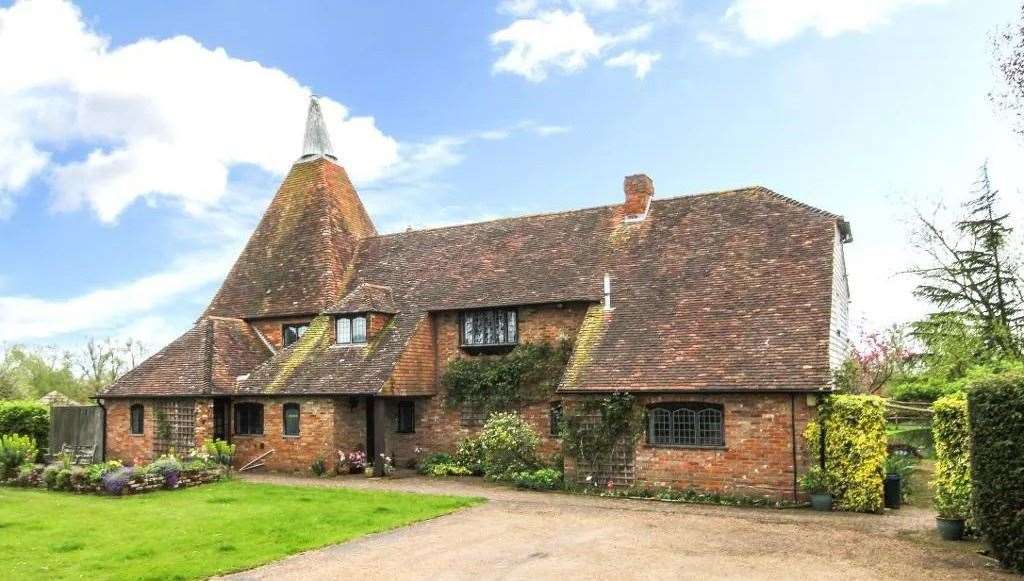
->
[230,397,337,473]
[563,392,815,500]
[251,316,314,349]
[390,302,590,465]
[104,398,213,465]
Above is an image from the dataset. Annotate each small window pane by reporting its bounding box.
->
[235,403,264,436]
[283,324,309,347]
[130,404,144,435]
[461,309,519,346]
[397,401,415,433]
[352,316,367,343]
[648,403,723,447]
[337,317,351,343]
[283,403,300,436]
[549,402,563,436]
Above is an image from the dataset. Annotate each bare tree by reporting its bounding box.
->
[993,3,1024,137]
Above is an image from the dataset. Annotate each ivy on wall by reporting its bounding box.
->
[442,340,572,414]
[560,392,644,472]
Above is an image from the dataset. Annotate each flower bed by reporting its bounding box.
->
[4,463,224,496]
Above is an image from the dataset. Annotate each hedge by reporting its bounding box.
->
[0,401,49,449]
[805,394,887,513]
[932,392,971,521]
[968,374,1024,573]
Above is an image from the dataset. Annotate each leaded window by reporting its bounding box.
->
[549,402,563,436]
[130,404,144,435]
[234,403,264,436]
[283,323,309,347]
[397,401,415,433]
[647,403,724,447]
[461,308,518,347]
[336,315,367,344]
[283,403,300,436]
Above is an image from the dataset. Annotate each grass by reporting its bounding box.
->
[0,479,482,580]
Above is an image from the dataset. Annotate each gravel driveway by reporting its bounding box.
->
[223,473,1012,581]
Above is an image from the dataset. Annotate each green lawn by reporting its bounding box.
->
[0,480,482,580]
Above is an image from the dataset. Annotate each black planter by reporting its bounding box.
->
[884,474,902,509]
[936,517,965,541]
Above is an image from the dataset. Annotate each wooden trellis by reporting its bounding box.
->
[153,400,197,456]
[571,409,636,488]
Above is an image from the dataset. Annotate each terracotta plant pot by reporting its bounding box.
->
[810,493,833,511]
[936,517,965,541]
[364,467,375,478]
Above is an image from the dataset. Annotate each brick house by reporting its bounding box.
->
[99,97,852,499]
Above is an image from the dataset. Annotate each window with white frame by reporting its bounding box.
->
[336,315,367,344]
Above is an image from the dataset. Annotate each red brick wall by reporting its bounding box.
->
[230,397,336,473]
[103,398,213,465]
[392,302,590,465]
[564,392,815,500]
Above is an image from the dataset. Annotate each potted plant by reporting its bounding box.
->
[934,490,967,541]
[800,466,833,511]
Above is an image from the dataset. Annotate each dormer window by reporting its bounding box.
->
[282,323,309,347]
[461,308,518,347]
[336,315,367,344]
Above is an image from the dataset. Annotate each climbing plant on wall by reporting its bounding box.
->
[559,392,644,473]
[442,339,573,414]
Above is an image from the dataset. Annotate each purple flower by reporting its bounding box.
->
[164,469,180,489]
[102,467,133,495]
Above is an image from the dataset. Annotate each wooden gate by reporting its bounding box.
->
[49,405,102,462]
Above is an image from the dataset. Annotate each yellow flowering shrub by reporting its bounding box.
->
[804,394,887,513]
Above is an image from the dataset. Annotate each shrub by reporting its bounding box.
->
[310,457,328,477]
[417,452,455,475]
[455,437,486,476]
[478,412,539,480]
[145,454,184,488]
[932,392,971,520]
[968,374,1024,573]
[101,467,133,495]
[512,468,562,491]
[0,434,38,479]
[426,462,472,477]
[203,439,236,468]
[804,394,887,513]
[442,341,572,415]
[14,464,41,487]
[799,466,829,494]
[42,464,61,489]
[85,460,123,484]
[0,401,49,450]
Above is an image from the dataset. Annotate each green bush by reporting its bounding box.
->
[0,401,48,450]
[417,452,455,475]
[454,437,485,476]
[0,434,38,479]
[968,374,1024,573]
[426,462,472,477]
[203,439,235,468]
[310,457,327,477]
[932,392,971,520]
[512,468,562,491]
[799,466,829,494]
[442,341,571,414]
[144,454,184,477]
[85,460,123,484]
[805,394,887,513]
[479,412,539,480]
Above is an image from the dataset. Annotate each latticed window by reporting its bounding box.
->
[336,315,367,344]
[461,308,518,347]
[397,401,415,433]
[234,402,264,436]
[283,403,300,436]
[647,403,724,447]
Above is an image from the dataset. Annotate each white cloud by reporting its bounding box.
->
[696,31,749,56]
[0,0,400,222]
[532,124,572,136]
[722,0,947,45]
[499,0,674,16]
[604,50,661,78]
[0,250,234,342]
[491,10,652,81]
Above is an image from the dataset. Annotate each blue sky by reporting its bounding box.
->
[0,0,1021,354]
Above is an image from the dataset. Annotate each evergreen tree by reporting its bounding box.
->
[911,164,1022,360]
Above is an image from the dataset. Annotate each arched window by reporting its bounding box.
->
[648,403,724,447]
[129,404,144,435]
[283,403,300,436]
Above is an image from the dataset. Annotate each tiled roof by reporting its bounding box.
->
[101,317,271,397]
[325,283,396,314]
[235,313,426,395]
[203,158,376,319]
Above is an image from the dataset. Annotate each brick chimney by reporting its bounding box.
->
[623,174,653,220]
